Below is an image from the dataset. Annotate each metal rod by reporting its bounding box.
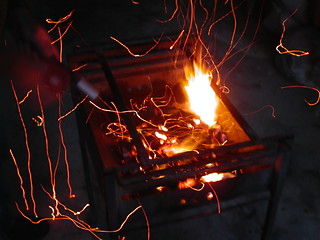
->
[95,50,150,167]
[114,134,293,172]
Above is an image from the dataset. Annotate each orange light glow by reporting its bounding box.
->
[200,172,224,182]
[11,81,37,217]
[281,85,320,106]
[161,143,197,157]
[276,9,309,57]
[9,149,29,211]
[243,104,277,118]
[110,35,162,57]
[18,90,33,104]
[184,63,218,127]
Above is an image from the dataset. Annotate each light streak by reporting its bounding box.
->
[131,0,140,4]
[276,9,309,57]
[9,149,29,210]
[18,90,33,104]
[51,20,73,45]
[217,0,238,67]
[208,0,245,35]
[169,29,185,49]
[11,81,37,217]
[32,116,44,126]
[181,0,194,51]
[281,85,320,105]
[137,200,150,240]
[46,10,74,62]
[206,182,221,214]
[189,182,205,191]
[16,181,143,239]
[92,206,142,233]
[110,102,126,140]
[243,105,276,118]
[58,95,88,121]
[58,26,63,63]
[46,10,75,24]
[46,9,75,33]
[72,63,88,72]
[37,85,59,216]
[157,0,179,23]
[110,35,162,57]
[89,101,158,128]
[58,94,75,198]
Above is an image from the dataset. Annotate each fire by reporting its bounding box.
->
[184,63,218,127]
[201,172,224,183]
[201,172,236,183]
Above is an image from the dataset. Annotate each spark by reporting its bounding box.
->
[11,81,37,217]
[51,20,73,45]
[243,105,276,118]
[189,182,205,191]
[110,102,126,140]
[58,94,75,198]
[131,0,140,4]
[58,95,88,121]
[41,186,84,215]
[92,206,143,233]
[74,204,90,215]
[46,9,75,33]
[157,0,179,23]
[18,90,33,104]
[220,86,230,93]
[110,35,162,57]
[89,101,158,128]
[208,0,245,35]
[217,0,239,68]
[37,85,59,216]
[32,116,44,126]
[17,182,143,239]
[206,182,221,214]
[9,150,29,210]
[181,0,195,51]
[72,63,88,72]
[281,85,320,105]
[58,26,63,63]
[46,10,75,24]
[169,29,185,49]
[276,9,309,57]
[137,200,150,240]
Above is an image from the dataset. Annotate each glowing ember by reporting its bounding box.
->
[155,131,167,141]
[163,147,192,156]
[200,172,224,183]
[184,63,218,127]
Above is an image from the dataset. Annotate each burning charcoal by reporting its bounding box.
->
[210,125,228,145]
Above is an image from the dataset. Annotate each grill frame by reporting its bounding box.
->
[68,38,292,240]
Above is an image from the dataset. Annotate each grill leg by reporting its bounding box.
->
[262,144,291,240]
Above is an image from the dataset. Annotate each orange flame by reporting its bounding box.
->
[200,172,224,182]
[184,63,218,127]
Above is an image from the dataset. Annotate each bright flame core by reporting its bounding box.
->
[185,63,218,127]
[201,172,224,182]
